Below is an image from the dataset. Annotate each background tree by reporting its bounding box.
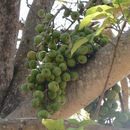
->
[0,0,130,130]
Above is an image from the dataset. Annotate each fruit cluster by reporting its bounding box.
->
[21,3,110,119]
[85,84,130,127]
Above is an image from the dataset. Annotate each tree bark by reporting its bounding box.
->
[53,30,130,118]
[0,0,20,108]
[7,30,130,119]
[0,0,55,117]
[0,119,129,130]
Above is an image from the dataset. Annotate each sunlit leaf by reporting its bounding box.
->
[96,17,115,36]
[71,37,88,56]
[79,12,112,29]
[42,119,65,130]
[85,5,114,16]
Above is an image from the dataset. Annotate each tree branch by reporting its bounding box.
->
[121,77,129,110]
[7,30,130,119]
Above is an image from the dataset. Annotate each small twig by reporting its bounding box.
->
[120,78,129,110]
[64,21,75,32]
[118,0,125,18]
[119,92,125,112]
[127,74,130,80]
[105,26,119,32]
[76,113,82,121]
[93,12,129,120]
[17,38,21,41]
[36,6,66,49]
[18,21,24,30]
[26,0,31,8]
[65,18,73,23]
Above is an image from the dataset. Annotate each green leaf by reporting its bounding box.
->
[112,0,130,8]
[71,37,88,56]
[112,0,130,5]
[85,5,114,16]
[79,12,105,29]
[67,119,79,125]
[102,0,112,4]
[79,11,114,30]
[42,119,65,130]
[96,17,115,36]
[79,119,97,127]
[67,127,84,130]
[112,0,122,4]
[79,5,115,29]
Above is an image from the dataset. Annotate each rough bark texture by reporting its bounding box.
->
[0,119,129,130]
[0,0,55,117]
[7,30,130,119]
[54,30,130,118]
[0,0,20,108]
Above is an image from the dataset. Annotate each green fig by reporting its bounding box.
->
[48,81,59,92]
[37,109,50,118]
[27,51,36,60]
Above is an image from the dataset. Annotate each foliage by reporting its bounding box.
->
[80,0,130,31]
[42,119,65,130]
[42,118,96,130]
[85,84,130,128]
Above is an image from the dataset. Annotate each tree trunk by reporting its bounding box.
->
[0,0,20,109]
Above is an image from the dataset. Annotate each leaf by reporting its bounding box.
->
[96,17,115,36]
[67,119,79,125]
[112,0,122,4]
[85,5,114,16]
[102,0,112,4]
[71,37,88,56]
[79,119,97,127]
[112,0,130,8]
[79,11,114,29]
[122,9,130,24]
[79,12,105,29]
[67,127,84,130]
[42,119,65,130]
[112,0,130,5]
